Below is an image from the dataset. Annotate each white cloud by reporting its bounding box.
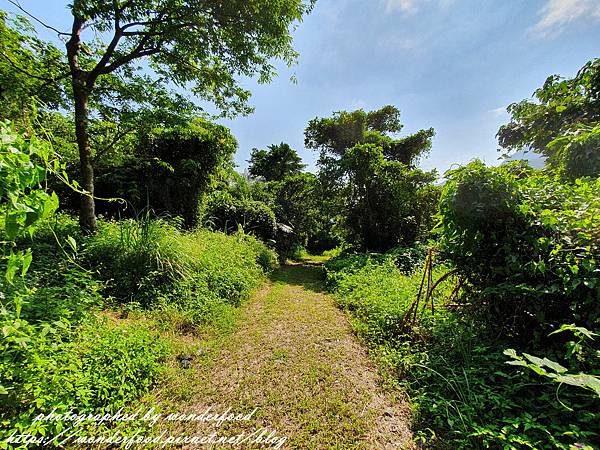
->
[533,0,600,38]
[382,0,458,16]
[490,106,508,118]
[383,0,428,15]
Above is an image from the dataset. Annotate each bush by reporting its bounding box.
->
[201,191,277,243]
[53,119,238,228]
[0,310,168,443]
[326,252,600,449]
[324,244,427,290]
[331,259,453,345]
[82,216,188,306]
[549,124,600,180]
[437,160,600,338]
[81,217,275,329]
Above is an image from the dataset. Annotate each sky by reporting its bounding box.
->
[6,0,600,174]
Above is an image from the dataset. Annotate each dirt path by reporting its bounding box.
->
[149,263,413,449]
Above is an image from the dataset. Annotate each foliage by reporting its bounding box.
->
[498,57,600,178]
[61,0,315,117]
[81,216,275,327]
[547,123,600,180]
[268,173,320,245]
[326,251,600,449]
[324,244,427,290]
[342,144,439,251]
[437,160,600,338]
[201,190,277,244]
[54,118,237,228]
[505,325,600,398]
[304,106,437,251]
[330,259,453,344]
[133,119,237,227]
[248,142,306,181]
[0,13,66,130]
[2,0,315,232]
[305,105,434,165]
[0,124,168,447]
[0,121,61,283]
[0,311,168,445]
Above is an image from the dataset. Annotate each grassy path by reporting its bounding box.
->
[148,263,413,449]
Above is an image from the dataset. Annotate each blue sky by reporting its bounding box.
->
[6,0,600,174]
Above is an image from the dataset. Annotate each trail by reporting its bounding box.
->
[150,263,413,449]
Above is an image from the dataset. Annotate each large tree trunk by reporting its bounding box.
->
[72,79,97,234]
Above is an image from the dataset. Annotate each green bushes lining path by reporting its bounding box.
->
[438,161,600,340]
[326,160,600,449]
[2,215,277,447]
[326,251,599,448]
[81,216,276,314]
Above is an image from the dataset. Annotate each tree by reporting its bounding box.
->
[3,0,314,233]
[304,106,437,251]
[342,144,438,251]
[0,16,198,167]
[269,172,320,244]
[497,58,600,167]
[305,105,434,165]
[248,142,306,181]
[0,12,66,129]
[200,172,277,243]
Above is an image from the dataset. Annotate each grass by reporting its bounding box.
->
[1,214,278,447]
[139,263,414,449]
[325,252,600,449]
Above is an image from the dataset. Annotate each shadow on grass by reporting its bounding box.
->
[269,263,326,293]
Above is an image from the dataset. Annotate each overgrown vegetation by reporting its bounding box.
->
[0,123,277,446]
[1,1,599,447]
[325,59,600,449]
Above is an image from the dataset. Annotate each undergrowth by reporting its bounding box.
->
[2,211,277,447]
[326,249,600,449]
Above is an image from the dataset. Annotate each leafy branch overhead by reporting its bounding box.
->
[2,0,315,233]
[63,0,314,116]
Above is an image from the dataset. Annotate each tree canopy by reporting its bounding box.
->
[305,105,434,165]
[304,106,438,251]
[0,12,66,129]
[497,58,600,177]
[1,0,315,233]
[248,142,306,181]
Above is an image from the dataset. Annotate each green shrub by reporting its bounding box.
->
[326,248,599,449]
[0,311,168,444]
[324,244,427,290]
[81,218,275,329]
[0,123,170,448]
[53,119,238,228]
[83,216,188,306]
[548,124,600,180]
[403,319,599,449]
[437,160,600,338]
[333,260,452,344]
[201,191,277,243]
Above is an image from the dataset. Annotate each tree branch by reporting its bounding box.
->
[88,1,124,84]
[6,0,71,36]
[92,125,137,163]
[101,46,162,74]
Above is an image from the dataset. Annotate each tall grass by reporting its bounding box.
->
[81,215,277,330]
[2,213,277,447]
